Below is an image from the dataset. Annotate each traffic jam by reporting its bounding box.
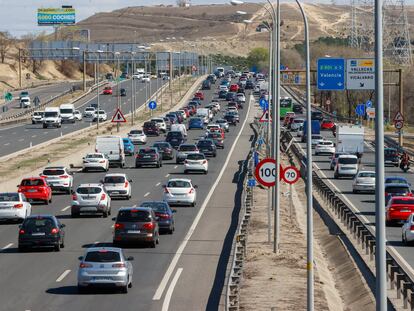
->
[0,68,259,293]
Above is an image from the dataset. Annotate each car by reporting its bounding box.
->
[226,92,237,102]
[166,113,178,124]
[135,147,162,168]
[314,140,335,155]
[311,111,324,121]
[402,213,414,245]
[176,144,199,164]
[290,118,305,131]
[253,85,261,95]
[311,134,324,148]
[103,86,113,95]
[18,215,65,251]
[128,129,147,145]
[188,117,204,130]
[384,148,400,167]
[189,99,201,106]
[202,80,211,90]
[40,166,73,194]
[293,104,303,114]
[0,192,31,222]
[142,74,151,82]
[19,91,29,99]
[132,73,141,80]
[218,90,228,98]
[31,111,44,124]
[207,127,225,140]
[82,153,109,172]
[163,117,172,130]
[194,91,204,100]
[224,113,238,125]
[334,155,358,179]
[206,132,224,148]
[71,184,111,218]
[166,131,186,149]
[184,153,208,174]
[102,173,132,200]
[20,96,31,108]
[18,177,52,204]
[74,110,82,121]
[385,183,413,206]
[246,80,254,89]
[171,111,184,123]
[120,72,129,79]
[151,118,167,132]
[352,171,376,193]
[321,119,335,130]
[93,110,107,122]
[120,88,127,97]
[152,141,174,160]
[186,105,197,116]
[207,74,217,83]
[386,197,414,226]
[163,178,197,207]
[176,110,187,121]
[216,119,230,132]
[385,176,410,186]
[236,93,246,104]
[83,107,96,118]
[143,121,160,136]
[77,247,134,293]
[123,138,135,156]
[139,201,176,234]
[227,102,239,111]
[197,139,217,157]
[229,84,239,92]
[330,152,348,170]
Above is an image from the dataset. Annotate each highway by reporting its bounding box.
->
[0,80,254,310]
[0,78,167,157]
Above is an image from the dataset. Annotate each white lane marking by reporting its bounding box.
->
[161,268,183,311]
[144,192,150,197]
[31,135,37,138]
[4,143,10,146]
[18,138,24,142]
[2,243,13,250]
[56,269,71,282]
[174,165,178,169]
[165,174,170,178]
[156,182,161,186]
[153,94,253,300]
[61,205,71,212]
[43,132,48,134]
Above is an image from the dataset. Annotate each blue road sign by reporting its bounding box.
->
[317,58,345,91]
[365,100,372,108]
[259,98,268,111]
[254,151,259,166]
[283,74,288,80]
[280,65,286,71]
[248,179,256,187]
[355,104,365,116]
[148,101,157,110]
[294,75,300,84]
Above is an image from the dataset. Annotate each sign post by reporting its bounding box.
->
[394,111,404,146]
[148,100,157,117]
[282,166,301,223]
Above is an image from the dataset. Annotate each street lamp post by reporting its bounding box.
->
[115,52,121,132]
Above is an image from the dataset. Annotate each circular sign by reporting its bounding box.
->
[283,166,300,184]
[148,101,157,110]
[395,120,404,130]
[255,158,276,187]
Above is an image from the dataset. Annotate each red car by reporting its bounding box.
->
[182,107,190,118]
[229,84,239,92]
[194,92,204,100]
[103,86,113,95]
[187,105,197,115]
[18,177,52,204]
[210,127,225,139]
[386,196,414,225]
[321,119,335,130]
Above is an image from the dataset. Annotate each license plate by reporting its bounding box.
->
[401,210,410,212]
[111,192,119,195]
[32,232,45,236]
[128,230,140,234]
[93,277,112,281]
[28,189,37,192]
[144,156,151,158]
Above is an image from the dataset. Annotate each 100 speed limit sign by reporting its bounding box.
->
[283,166,300,184]
[255,158,281,187]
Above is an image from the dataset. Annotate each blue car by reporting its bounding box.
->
[188,117,204,130]
[139,201,176,234]
[123,138,135,156]
[220,80,230,87]
[385,176,411,186]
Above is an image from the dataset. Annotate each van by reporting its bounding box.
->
[59,104,75,123]
[20,97,31,108]
[196,108,210,124]
[43,107,61,128]
[171,124,187,137]
[334,154,358,179]
[95,136,125,168]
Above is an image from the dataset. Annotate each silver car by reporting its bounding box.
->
[71,184,111,218]
[352,171,376,193]
[176,144,199,164]
[77,247,134,293]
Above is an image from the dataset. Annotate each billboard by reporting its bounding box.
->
[37,8,76,26]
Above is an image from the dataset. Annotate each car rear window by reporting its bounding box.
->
[139,149,156,154]
[23,218,54,231]
[167,132,182,138]
[312,135,322,140]
[318,141,332,146]
[21,179,45,186]
[294,119,304,123]
[338,158,358,164]
[187,153,205,160]
[190,118,202,123]
[43,169,65,176]
[208,133,221,139]
[104,176,125,184]
[392,199,414,205]
[167,180,191,188]
[86,154,103,159]
[198,140,213,147]
[179,145,197,151]
[140,202,168,212]
[0,193,19,202]
[153,143,169,148]
[85,250,121,263]
[385,149,398,156]
[385,178,408,184]
[386,186,410,194]
[358,172,375,178]
[130,130,142,135]
[117,210,151,222]
[77,187,102,194]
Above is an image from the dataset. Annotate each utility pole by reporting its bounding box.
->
[398,68,403,146]
[169,52,173,109]
[96,55,100,130]
[83,50,87,91]
[131,54,135,126]
[18,48,22,89]
[116,54,120,133]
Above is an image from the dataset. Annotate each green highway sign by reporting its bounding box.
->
[4,92,12,101]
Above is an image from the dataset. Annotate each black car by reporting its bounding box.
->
[166,131,186,149]
[152,141,174,160]
[18,215,65,251]
[207,74,217,83]
[201,80,211,90]
[311,111,324,122]
[206,132,224,149]
[218,90,228,99]
[197,139,217,157]
[143,121,160,136]
[139,201,176,234]
[226,92,237,101]
[293,104,303,114]
[120,88,127,97]
[384,148,399,167]
[224,113,238,125]
[135,148,162,168]
[105,73,114,80]
[245,80,254,89]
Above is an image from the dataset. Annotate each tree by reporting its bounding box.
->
[247,47,269,71]
[0,31,12,64]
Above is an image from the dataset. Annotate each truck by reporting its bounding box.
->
[95,136,125,168]
[301,120,321,142]
[335,125,364,156]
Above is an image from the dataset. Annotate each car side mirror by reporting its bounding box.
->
[172,209,177,213]
[78,256,83,261]
[112,217,116,221]
[129,179,133,183]
[127,256,134,261]
[60,224,66,228]
[194,185,198,189]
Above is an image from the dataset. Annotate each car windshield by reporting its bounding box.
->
[280,99,292,107]
[140,202,168,213]
[139,149,156,154]
[386,178,408,184]
[104,176,125,184]
[77,187,102,194]
[187,154,205,160]
[60,109,73,114]
[130,130,142,135]
[294,119,304,123]
[117,210,151,222]
[85,108,94,112]
[312,135,322,140]
[386,186,410,194]
[358,172,375,178]
[217,120,226,124]
[44,112,58,118]
[167,180,191,188]
[318,142,332,146]
[392,199,414,205]
[179,145,197,151]
[385,149,397,156]
[85,250,121,263]
[0,193,19,202]
[153,143,169,148]
[43,169,65,176]
[338,158,358,164]
[21,179,45,186]
[86,154,103,159]
[98,111,105,114]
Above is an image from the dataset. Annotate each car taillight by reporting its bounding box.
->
[14,204,23,209]
[72,194,77,200]
[112,263,126,268]
[100,193,106,200]
[184,160,188,164]
[40,175,47,178]
[410,225,414,231]
[19,229,25,235]
[51,228,59,234]
[409,193,413,197]
[79,263,92,268]
[114,223,124,230]
[60,175,69,179]
[158,213,170,219]
[188,188,195,194]
[143,223,154,230]
[136,154,142,159]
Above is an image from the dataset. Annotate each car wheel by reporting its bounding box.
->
[71,211,79,218]
[18,245,27,252]
[103,209,108,218]
[54,243,60,252]
[184,170,188,174]
[78,285,87,294]
[128,280,133,288]
[204,170,208,175]
[160,162,163,167]
[386,220,392,227]
[60,238,65,248]
[44,199,49,205]
[150,239,156,248]
[136,164,140,168]
[168,227,174,235]
[403,234,407,245]
[66,188,71,195]
[121,283,128,294]
[352,189,358,194]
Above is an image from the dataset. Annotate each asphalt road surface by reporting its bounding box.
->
[0,78,167,157]
[0,81,254,311]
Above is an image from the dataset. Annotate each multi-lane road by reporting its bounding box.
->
[0,78,167,157]
[0,80,255,310]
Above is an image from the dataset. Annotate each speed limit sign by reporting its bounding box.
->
[282,166,300,184]
[255,158,284,187]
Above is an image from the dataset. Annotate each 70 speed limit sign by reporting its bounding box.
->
[282,166,300,184]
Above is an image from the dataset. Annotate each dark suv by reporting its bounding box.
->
[165,131,186,149]
[135,148,162,168]
[113,207,159,248]
[143,121,159,136]
[197,139,217,157]
[384,148,399,167]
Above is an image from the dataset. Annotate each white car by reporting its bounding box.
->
[206,124,221,132]
[83,107,96,118]
[314,140,335,155]
[226,107,238,113]
[352,171,375,193]
[402,212,414,245]
[290,118,305,131]
[0,192,31,221]
[132,73,142,80]
[142,75,151,83]
[40,166,73,194]
[128,129,147,144]
[236,93,246,103]
[31,111,44,124]
[163,178,197,207]
[71,184,111,218]
[334,154,359,179]
[82,153,109,172]
[311,135,324,148]
[211,101,221,111]
[94,110,107,122]
[20,96,31,108]
[219,85,229,92]
[102,173,132,200]
[74,110,82,121]
[151,118,167,132]
[184,153,208,174]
